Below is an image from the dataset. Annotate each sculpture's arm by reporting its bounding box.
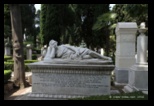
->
[63,45,78,54]
[50,47,56,58]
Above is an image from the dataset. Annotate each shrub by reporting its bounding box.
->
[4,70,12,84]
[23,54,37,60]
[4,60,38,72]
[33,48,41,54]
[4,56,12,61]
[7,60,38,63]
[6,60,14,63]
[4,62,13,70]
[24,60,38,63]
[24,54,26,59]
[32,54,37,60]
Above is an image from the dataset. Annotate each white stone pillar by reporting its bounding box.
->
[5,43,11,56]
[101,48,104,56]
[124,22,148,93]
[41,46,44,56]
[26,44,32,60]
[136,23,148,64]
[114,22,138,85]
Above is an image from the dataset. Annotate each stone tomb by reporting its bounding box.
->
[28,60,114,99]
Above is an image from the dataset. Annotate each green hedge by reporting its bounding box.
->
[4,56,12,61]
[4,62,13,70]
[7,60,38,63]
[25,60,38,63]
[4,70,12,84]
[4,60,38,72]
[33,48,41,54]
[32,54,37,60]
[24,54,37,60]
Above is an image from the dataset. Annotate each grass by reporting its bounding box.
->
[70,91,148,100]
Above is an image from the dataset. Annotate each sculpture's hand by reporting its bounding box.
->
[74,50,80,57]
[107,57,112,61]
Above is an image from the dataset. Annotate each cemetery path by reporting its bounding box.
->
[4,86,32,100]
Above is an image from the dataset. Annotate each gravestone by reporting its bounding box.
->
[80,40,87,48]
[26,44,32,60]
[5,42,11,56]
[101,48,104,56]
[27,39,114,99]
[124,22,148,93]
[114,22,138,85]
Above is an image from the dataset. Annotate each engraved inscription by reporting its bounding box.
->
[33,73,109,88]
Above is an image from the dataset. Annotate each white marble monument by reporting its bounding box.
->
[26,44,32,60]
[114,22,138,85]
[101,48,104,56]
[124,22,148,94]
[5,43,11,56]
[27,40,114,99]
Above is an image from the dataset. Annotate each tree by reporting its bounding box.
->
[40,4,75,46]
[125,4,148,26]
[9,4,26,89]
[4,24,11,38]
[4,4,11,39]
[4,4,36,42]
[112,4,133,23]
[40,4,47,45]
[21,4,37,47]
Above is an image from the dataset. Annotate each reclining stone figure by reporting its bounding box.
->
[44,39,111,61]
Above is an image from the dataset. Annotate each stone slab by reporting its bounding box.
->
[114,68,128,84]
[43,59,113,65]
[28,61,114,99]
[123,64,148,93]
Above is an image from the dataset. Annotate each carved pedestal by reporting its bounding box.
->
[27,61,114,99]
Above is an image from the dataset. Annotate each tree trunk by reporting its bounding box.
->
[10,4,26,89]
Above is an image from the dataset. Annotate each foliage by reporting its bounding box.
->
[70,91,148,100]
[112,4,148,26]
[4,70,12,83]
[4,4,11,38]
[92,12,117,30]
[40,4,47,45]
[4,4,11,26]
[7,60,38,63]
[4,25,11,38]
[24,54,37,60]
[4,62,13,70]
[125,4,148,26]
[33,48,41,54]
[74,4,110,50]
[23,41,33,48]
[40,4,112,50]
[4,4,36,42]
[21,4,36,36]
[40,4,75,45]
[4,60,38,72]
[4,56,12,61]
[112,4,133,23]
[32,54,37,60]
[24,60,38,63]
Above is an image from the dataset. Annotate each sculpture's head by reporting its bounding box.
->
[49,40,57,48]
